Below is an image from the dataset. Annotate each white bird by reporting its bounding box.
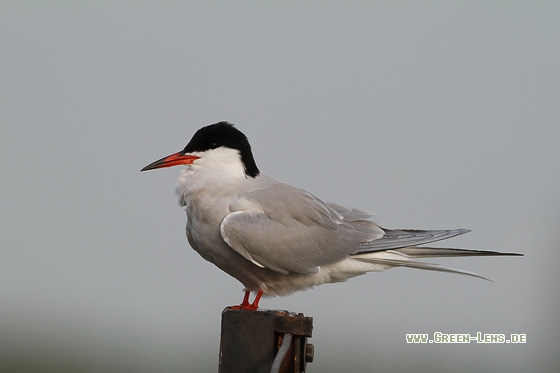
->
[141,122,520,310]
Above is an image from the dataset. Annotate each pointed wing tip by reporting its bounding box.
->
[454,228,471,236]
[466,250,524,257]
[396,247,525,258]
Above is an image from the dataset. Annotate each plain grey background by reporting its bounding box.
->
[1,2,558,372]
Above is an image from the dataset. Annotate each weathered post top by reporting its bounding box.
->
[219,309,314,373]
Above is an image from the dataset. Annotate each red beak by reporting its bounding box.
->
[140,152,200,171]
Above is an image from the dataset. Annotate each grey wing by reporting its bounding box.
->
[357,228,471,252]
[220,183,384,275]
[326,202,376,221]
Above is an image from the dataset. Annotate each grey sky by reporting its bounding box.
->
[1,2,558,372]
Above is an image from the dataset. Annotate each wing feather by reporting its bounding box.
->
[220,183,383,274]
[357,228,470,252]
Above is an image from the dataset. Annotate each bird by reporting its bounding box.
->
[141,121,521,310]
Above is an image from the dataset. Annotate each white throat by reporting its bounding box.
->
[175,147,248,205]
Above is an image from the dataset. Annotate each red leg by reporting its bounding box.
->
[229,290,263,310]
[250,289,263,309]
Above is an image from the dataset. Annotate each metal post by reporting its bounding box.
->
[219,309,314,373]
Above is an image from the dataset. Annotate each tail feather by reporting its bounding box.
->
[351,248,522,281]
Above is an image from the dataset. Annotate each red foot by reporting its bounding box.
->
[228,290,263,310]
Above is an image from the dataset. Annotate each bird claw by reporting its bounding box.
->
[228,303,259,311]
[228,290,263,310]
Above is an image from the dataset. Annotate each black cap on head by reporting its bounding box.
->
[183,122,260,178]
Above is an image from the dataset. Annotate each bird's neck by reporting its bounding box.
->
[175,149,249,206]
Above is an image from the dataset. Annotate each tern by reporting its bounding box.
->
[141,121,520,310]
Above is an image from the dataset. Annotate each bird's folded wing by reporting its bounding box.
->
[220,183,383,275]
[221,210,351,274]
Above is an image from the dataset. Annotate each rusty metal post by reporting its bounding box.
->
[219,309,313,373]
